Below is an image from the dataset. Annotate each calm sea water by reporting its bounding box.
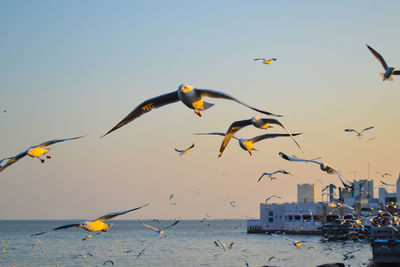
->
[0,220,372,267]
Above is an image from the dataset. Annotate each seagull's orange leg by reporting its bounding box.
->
[38,158,45,163]
[194,110,202,117]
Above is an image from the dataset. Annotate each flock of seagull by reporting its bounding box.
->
[0,43,397,266]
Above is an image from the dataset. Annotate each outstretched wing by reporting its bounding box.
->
[360,126,374,133]
[265,119,303,153]
[37,136,86,148]
[0,151,28,173]
[175,148,184,153]
[393,70,400,75]
[253,58,266,61]
[195,132,229,137]
[366,45,389,70]
[186,143,195,150]
[258,173,269,182]
[332,169,353,190]
[93,203,149,222]
[279,152,325,165]
[279,152,353,190]
[344,129,360,135]
[276,170,290,175]
[218,120,252,157]
[32,223,81,236]
[102,91,180,137]
[194,88,282,117]
[161,220,180,231]
[141,223,159,232]
[250,133,302,144]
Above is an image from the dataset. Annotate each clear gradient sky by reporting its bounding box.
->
[1,1,399,220]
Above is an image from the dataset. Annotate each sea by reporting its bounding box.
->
[0,220,372,267]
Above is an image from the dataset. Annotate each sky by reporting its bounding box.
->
[0,0,399,220]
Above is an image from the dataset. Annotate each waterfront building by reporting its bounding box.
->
[297,183,316,204]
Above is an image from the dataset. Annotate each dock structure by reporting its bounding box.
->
[371,226,400,263]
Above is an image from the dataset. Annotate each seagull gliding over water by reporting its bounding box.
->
[102,84,282,137]
[141,220,180,236]
[0,136,86,173]
[33,204,149,236]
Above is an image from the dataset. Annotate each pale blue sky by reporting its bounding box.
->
[0,1,399,219]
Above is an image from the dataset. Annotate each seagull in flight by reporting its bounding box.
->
[253,58,277,65]
[141,220,180,236]
[175,143,195,156]
[0,136,86,173]
[195,132,302,156]
[217,117,303,157]
[265,195,281,204]
[32,204,149,236]
[258,170,291,182]
[279,152,353,190]
[366,44,400,81]
[381,180,395,187]
[102,83,282,137]
[344,126,374,138]
[229,200,237,208]
[271,233,304,248]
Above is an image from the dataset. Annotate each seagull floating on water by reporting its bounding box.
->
[279,152,353,190]
[0,136,86,173]
[196,132,301,156]
[253,58,277,65]
[366,44,400,81]
[258,170,291,182]
[102,84,282,137]
[175,143,195,156]
[344,126,374,138]
[217,117,303,157]
[32,204,149,236]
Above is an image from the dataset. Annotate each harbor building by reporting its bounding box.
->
[297,183,316,203]
[248,175,400,234]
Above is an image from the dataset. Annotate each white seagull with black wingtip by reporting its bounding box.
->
[344,126,374,138]
[253,58,277,65]
[279,152,353,190]
[366,44,400,81]
[102,84,282,137]
[32,204,149,236]
[175,143,195,156]
[196,132,301,156]
[217,117,303,157]
[0,136,86,173]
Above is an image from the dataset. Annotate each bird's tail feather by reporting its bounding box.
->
[202,101,215,110]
